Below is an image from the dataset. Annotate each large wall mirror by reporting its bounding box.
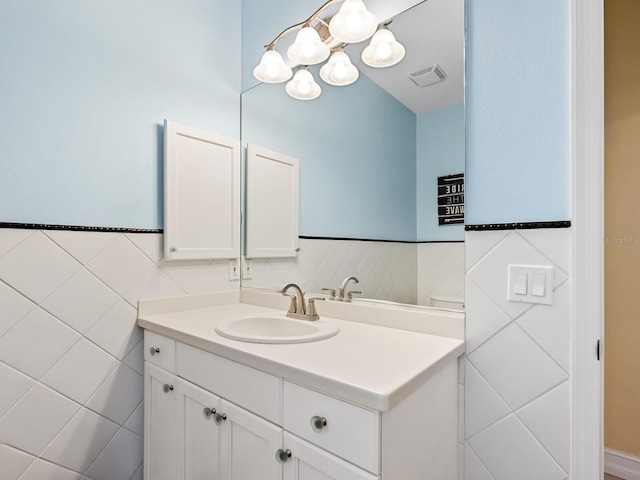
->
[240,0,465,307]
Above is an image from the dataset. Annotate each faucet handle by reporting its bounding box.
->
[281,292,298,314]
[307,297,325,320]
[346,291,361,302]
[321,288,336,299]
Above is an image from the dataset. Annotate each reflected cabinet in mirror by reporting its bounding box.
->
[240,0,465,307]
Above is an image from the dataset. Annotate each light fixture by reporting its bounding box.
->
[253,49,293,83]
[319,49,359,86]
[287,26,330,65]
[328,0,377,43]
[361,27,405,68]
[253,0,407,100]
[286,68,322,100]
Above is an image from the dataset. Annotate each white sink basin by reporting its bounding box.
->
[215,313,339,344]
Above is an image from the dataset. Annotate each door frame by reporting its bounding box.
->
[571,0,604,478]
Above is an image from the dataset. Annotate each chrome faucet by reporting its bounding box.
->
[279,283,324,321]
[338,276,361,302]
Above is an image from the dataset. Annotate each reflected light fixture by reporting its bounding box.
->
[286,67,322,100]
[328,0,377,44]
[253,49,293,83]
[253,0,406,100]
[361,27,406,68]
[287,26,330,65]
[319,49,359,86]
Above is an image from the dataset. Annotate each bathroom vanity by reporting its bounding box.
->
[137,290,464,480]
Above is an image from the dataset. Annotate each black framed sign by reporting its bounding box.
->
[437,173,464,226]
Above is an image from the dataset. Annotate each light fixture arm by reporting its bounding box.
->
[264,0,343,48]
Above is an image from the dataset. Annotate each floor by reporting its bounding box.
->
[604,474,622,480]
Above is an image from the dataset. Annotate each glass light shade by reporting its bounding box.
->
[319,50,359,86]
[361,28,406,68]
[253,49,293,83]
[286,68,321,100]
[287,27,330,65]
[328,0,377,44]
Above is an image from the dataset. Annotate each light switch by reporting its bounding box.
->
[531,273,546,297]
[514,273,528,295]
[508,265,554,305]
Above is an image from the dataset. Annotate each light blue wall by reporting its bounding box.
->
[0,0,241,229]
[416,103,465,241]
[242,71,417,241]
[465,0,571,224]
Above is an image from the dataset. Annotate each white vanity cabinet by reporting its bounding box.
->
[143,328,459,480]
[144,331,283,480]
[144,362,178,480]
[175,378,220,480]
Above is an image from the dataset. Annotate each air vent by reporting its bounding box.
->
[408,64,447,87]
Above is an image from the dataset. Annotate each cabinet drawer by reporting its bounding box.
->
[144,331,176,372]
[283,382,380,474]
[176,343,281,425]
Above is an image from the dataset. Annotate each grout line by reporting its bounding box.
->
[514,321,570,376]
[465,441,498,480]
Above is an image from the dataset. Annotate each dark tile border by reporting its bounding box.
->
[299,235,464,244]
[465,221,571,231]
[0,222,162,234]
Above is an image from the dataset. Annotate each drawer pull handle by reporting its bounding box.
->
[275,449,292,464]
[310,416,327,432]
[203,407,216,419]
[149,347,160,356]
[214,412,227,425]
[162,384,174,393]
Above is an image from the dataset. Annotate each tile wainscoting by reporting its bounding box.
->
[0,229,237,480]
[0,228,465,479]
[244,237,465,306]
[464,228,571,480]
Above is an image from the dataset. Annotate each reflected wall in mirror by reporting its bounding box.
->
[241,0,465,307]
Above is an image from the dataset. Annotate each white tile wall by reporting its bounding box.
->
[0,229,237,479]
[464,228,571,480]
[0,228,464,478]
[418,242,465,306]
[244,238,465,306]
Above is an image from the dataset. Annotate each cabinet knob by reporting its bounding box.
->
[149,347,160,356]
[162,384,174,393]
[214,412,227,425]
[275,449,292,464]
[203,407,216,419]
[310,416,327,432]
[169,246,178,253]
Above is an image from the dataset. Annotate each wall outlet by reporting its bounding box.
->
[228,258,240,281]
[243,259,253,279]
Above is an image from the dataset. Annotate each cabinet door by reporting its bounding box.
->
[245,144,299,258]
[144,363,178,480]
[176,378,221,480]
[283,433,379,480]
[219,400,283,480]
[164,120,241,260]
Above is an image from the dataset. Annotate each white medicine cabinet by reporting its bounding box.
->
[163,120,241,261]
[245,144,299,259]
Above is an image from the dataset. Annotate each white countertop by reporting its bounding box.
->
[137,292,465,411]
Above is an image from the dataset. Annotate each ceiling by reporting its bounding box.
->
[346,0,465,114]
[264,0,465,114]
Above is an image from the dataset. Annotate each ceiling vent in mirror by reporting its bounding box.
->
[408,64,447,87]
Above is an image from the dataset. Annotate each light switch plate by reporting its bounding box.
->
[508,265,554,305]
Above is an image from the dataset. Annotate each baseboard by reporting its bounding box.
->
[605,448,640,480]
